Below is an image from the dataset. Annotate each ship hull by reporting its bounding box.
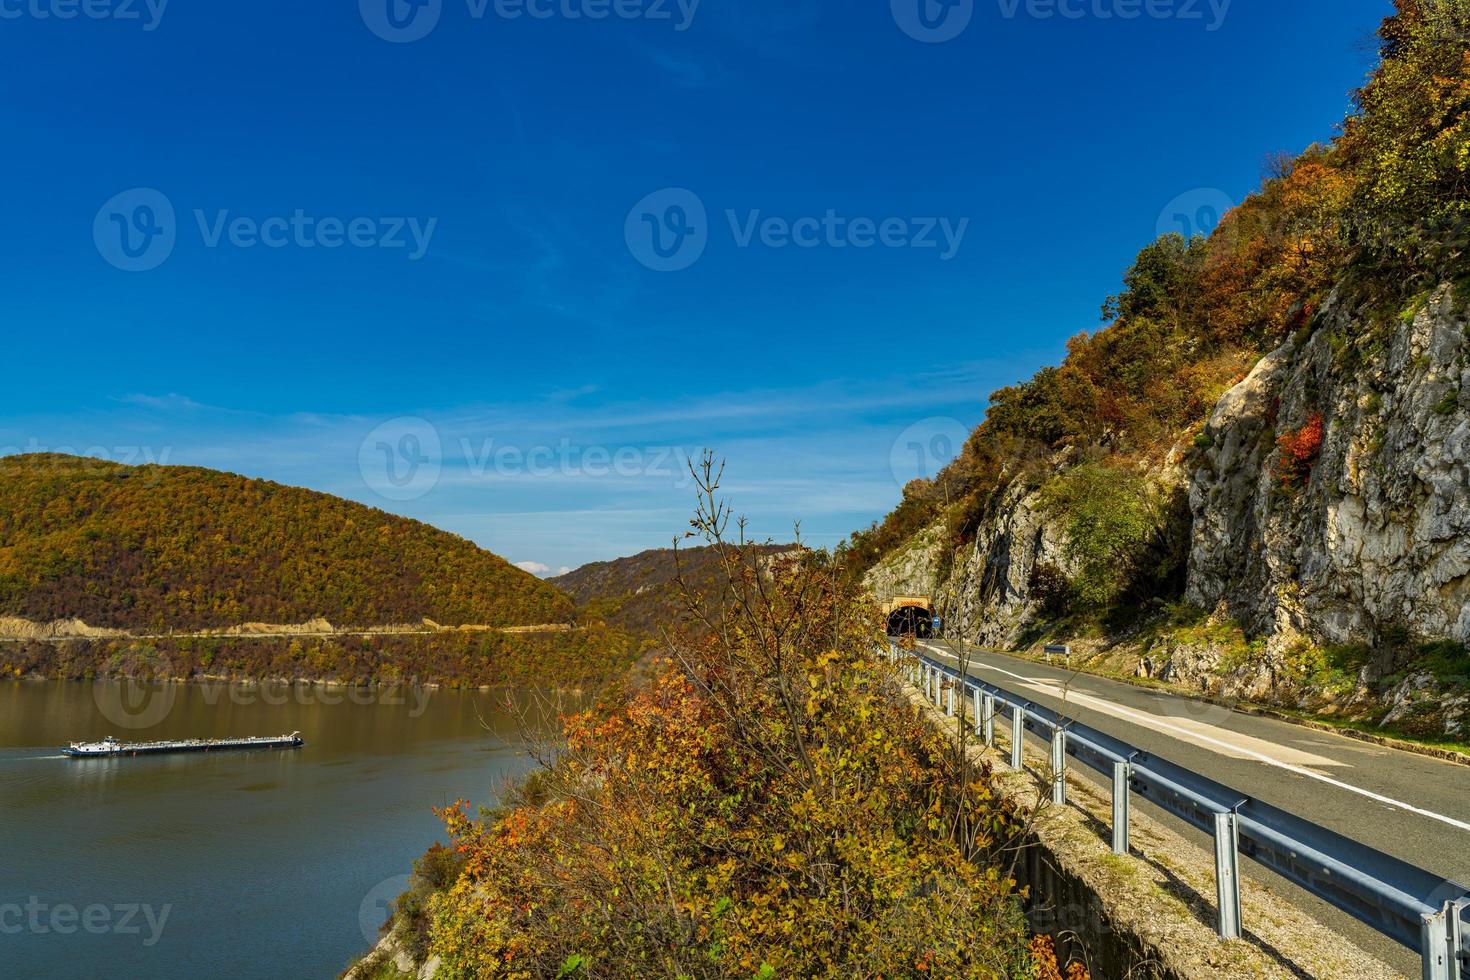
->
[62,736,304,758]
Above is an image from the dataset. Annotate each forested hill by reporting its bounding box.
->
[0,454,574,631]
[553,543,793,637]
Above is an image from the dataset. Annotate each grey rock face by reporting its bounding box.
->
[869,282,1467,696]
[866,482,1070,648]
[941,482,1069,646]
[862,521,950,600]
[1187,283,1470,651]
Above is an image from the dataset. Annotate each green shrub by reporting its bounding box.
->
[1419,639,1470,682]
[1026,561,1074,618]
[1323,642,1374,673]
[1038,463,1160,608]
[392,843,469,962]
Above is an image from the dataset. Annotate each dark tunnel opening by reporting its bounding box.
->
[886,605,933,639]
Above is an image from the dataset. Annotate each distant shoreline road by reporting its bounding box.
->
[0,618,578,643]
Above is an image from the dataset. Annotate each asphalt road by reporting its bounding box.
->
[918,641,1470,976]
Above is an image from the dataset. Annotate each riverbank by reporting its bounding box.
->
[0,620,642,689]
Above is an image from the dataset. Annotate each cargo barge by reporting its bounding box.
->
[62,732,304,758]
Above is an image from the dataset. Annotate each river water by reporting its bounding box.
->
[0,677,558,979]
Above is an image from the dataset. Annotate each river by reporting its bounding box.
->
[0,677,559,979]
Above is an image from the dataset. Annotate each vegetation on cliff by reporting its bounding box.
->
[0,454,573,630]
[849,0,1470,632]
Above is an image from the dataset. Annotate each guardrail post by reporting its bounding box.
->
[1213,811,1242,940]
[982,693,995,746]
[1011,704,1025,770]
[1050,728,1067,805]
[971,687,982,736]
[945,679,955,717]
[1111,761,1130,855]
[1420,899,1464,980]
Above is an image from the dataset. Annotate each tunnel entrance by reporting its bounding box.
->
[886,605,933,639]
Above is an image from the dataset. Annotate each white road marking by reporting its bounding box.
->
[921,644,1470,835]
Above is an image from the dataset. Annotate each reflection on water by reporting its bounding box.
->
[0,678,570,980]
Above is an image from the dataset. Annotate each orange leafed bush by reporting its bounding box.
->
[1276,413,1326,490]
[1029,935,1091,980]
[425,458,1036,978]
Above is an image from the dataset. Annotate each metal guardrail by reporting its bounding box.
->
[888,643,1470,980]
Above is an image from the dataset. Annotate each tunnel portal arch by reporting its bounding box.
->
[882,596,935,639]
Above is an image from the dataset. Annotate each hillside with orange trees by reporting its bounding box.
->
[0,454,573,631]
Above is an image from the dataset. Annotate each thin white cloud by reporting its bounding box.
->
[514,561,553,576]
[113,393,211,412]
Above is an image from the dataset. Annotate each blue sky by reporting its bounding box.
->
[1,0,1391,574]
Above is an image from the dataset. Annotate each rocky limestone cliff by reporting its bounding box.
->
[1188,282,1470,653]
[866,282,1470,739]
[865,483,1071,647]
[866,282,1469,739]
[939,483,1069,646]
[862,522,950,600]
